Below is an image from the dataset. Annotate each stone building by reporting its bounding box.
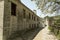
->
[0,0,41,40]
[43,16,49,27]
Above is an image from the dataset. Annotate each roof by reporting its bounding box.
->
[18,0,41,18]
[11,0,41,18]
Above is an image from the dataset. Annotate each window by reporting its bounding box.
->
[29,13,31,19]
[29,24,31,28]
[32,24,33,28]
[11,2,16,16]
[23,9,25,18]
[32,15,33,20]
[34,16,35,21]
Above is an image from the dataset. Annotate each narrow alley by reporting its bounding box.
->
[0,0,60,40]
[33,26,58,40]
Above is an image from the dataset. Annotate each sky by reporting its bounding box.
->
[21,0,46,18]
[21,0,60,18]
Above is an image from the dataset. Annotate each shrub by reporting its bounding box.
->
[48,26,53,32]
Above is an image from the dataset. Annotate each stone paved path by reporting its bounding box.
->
[33,26,58,40]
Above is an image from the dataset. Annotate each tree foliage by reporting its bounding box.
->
[31,0,60,14]
[54,18,60,27]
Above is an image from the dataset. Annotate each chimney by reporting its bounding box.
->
[33,10,36,14]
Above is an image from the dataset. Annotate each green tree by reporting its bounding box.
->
[31,0,60,14]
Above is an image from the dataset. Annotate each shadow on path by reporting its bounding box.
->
[7,27,44,40]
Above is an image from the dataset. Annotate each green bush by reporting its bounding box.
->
[48,26,53,32]
[57,34,60,40]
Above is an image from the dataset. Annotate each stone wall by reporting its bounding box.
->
[4,0,11,40]
[0,1,4,40]
[3,0,41,40]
